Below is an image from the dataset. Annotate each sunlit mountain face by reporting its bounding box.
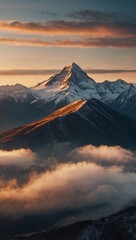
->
[0,0,136,239]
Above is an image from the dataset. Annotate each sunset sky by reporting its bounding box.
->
[0,0,136,86]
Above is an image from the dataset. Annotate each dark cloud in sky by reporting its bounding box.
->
[70,10,136,23]
[40,10,59,18]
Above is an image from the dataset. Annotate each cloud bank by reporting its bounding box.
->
[0,145,136,220]
[0,37,135,49]
[0,162,136,219]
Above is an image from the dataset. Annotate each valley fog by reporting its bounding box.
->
[0,144,136,234]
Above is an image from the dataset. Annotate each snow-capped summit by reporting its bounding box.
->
[32,63,98,103]
[59,62,95,90]
[29,63,136,120]
[33,62,94,90]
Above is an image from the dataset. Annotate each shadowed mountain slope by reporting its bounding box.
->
[0,98,136,151]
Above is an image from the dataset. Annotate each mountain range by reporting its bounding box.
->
[0,63,136,133]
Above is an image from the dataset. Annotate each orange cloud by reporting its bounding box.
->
[0,20,136,37]
[0,37,135,48]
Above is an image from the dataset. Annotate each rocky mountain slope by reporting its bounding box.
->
[0,98,136,152]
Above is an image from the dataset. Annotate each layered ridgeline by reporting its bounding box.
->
[0,63,136,132]
[0,98,136,151]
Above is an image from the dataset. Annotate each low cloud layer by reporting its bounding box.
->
[0,145,136,220]
[0,149,36,168]
[0,161,136,219]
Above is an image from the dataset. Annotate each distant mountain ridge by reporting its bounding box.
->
[0,63,136,132]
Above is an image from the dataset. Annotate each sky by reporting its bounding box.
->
[0,0,136,86]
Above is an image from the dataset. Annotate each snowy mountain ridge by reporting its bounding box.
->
[0,63,133,103]
[0,83,36,104]
[31,63,136,115]
[0,63,136,121]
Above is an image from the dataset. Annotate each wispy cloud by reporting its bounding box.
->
[0,18,136,37]
[0,11,135,51]
[0,37,136,49]
[70,10,136,23]
[40,10,59,18]
[0,68,59,76]
[0,10,135,53]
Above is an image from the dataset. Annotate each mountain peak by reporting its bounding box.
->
[61,62,82,75]
[32,63,96,102]
[59,62,95,91]
[71,62,82,71]
[115,79,127,85]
